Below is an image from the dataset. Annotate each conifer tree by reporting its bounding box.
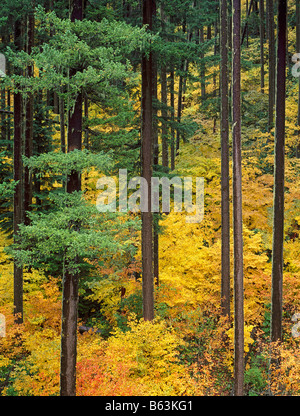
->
[232,0,244,396]
[271,0,287,344]
[60,0,83,397]
[220,0,230,318]
[141,0,154,321]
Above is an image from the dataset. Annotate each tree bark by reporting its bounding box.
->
[271,0,286,344]
[141,0,154,321]
[13,20,24,325]
[220,0,230,319]
[259,0,265,93]
[60,0,83,397]
[232,0,244,396]
[170,68,175,170]
[24,11,34,226]
[176,62,183,153]
[266,0,275,131]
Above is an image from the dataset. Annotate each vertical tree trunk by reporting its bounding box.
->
[220,0,230,319]
[60,92,66,153]
[176,62,183,153]
[246,0,249,47]
[141,0,154,321]
[213,19,219,134]
[161,66,168,168]
[170,68,175,170]
[24,11,34,226]
[271,0,286,344]
[232,0,244,396]
[152,0,159,288]
[199,26,206,100]
[13,20,24,325]
[152,0,158,166]
[259,0,265,93]
[160,1,168,168]
[266,0,275,131]
[60,0,83,397]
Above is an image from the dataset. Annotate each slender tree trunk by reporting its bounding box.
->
[60,0,83,397]
[13,20,24,325]
[141,0,154,321]
[60,92,66,153]
[199,26,206,99]
[152,0,159,288]
[84,95,89,150]
[176,62,183,153]
[232,0,244,396]
[220,0,230,319]
[266,0,275,131]
[160,2,168,168]
[259,0,265,93]
[24,11,34,226]
[246,0,249,47]
[152,0,158,166]
[170,68,175,170]
[213,19,219,133]
[152,62,158,166]
[271,0,286,344]
[161,65,168,168]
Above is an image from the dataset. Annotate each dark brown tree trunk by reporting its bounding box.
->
[170,68,175,170]
[176,62,183,153]
[259,0,265,93]
[220,0,230,319]
[266,0,275,131]
[160,0,168,167]
[199,26,206,100]
[152,0,159,288]
[60,92,66,153]
[232,0,244,397]
[141,0,154,321]
[60,0,83,397]
[13,20,24,325]
[24,11,34,226]
[161,65,168,168]
[271,0,286,344]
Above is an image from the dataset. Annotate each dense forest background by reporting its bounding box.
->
[0,0,300,396]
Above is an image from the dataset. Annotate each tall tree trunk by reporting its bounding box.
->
[60,0,83,397]
[199,26,206,100]
[24,11,34,226]
[141,0,154,321]
[60,92,66,153]
[232,0,244,396]
[152,0,159,287]
[152,0,158,166]
[220,0,230,319]
[160,2,168,168]
[266,0,275,131]
[259,0,265,93]
[271,0,286,344]
[161,65,168,168]
[170,68,175,170]
[13,20,24,325]
[176,62,183,153]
